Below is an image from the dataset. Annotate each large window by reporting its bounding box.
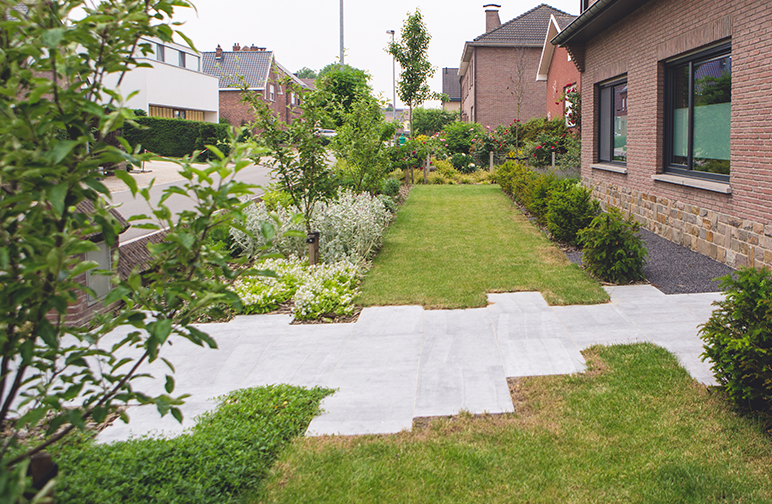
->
[598,78,627,163]
[666,42,731,180]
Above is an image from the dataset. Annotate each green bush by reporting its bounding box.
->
[517,117,568,144]
[441,121,482,154]
[700,267,772,418]
[526,132,567,168]
[195,122,231,161]
[122,117,229,159]
[546,182,600,245]
[578,208,647,283]
[381,177,401,197]
[528,172,563,222]
[53,385,333,504]
[494,160,537,209]
[451,152,475,173]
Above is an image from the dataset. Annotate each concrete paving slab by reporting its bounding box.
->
[96,283,723,442]
[414,309,512,417]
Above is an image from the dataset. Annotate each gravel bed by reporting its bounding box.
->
[566,228,735,294]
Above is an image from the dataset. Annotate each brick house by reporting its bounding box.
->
[201,44,309,127]
[441,68,461,113]
[459,3,574,128]
[554,0,772,270]
[536,13,580,125]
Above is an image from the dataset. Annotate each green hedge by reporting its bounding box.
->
[123,117,230,159]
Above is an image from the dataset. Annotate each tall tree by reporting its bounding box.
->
[387,9,439,140]
[316,63,374,128]
[0,0,259,496]
[295,67,318,79]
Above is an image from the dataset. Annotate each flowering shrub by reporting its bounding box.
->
[231,203,307,259]
[229,257,362,320]
[527,132,567,168]
[231,188,390,264]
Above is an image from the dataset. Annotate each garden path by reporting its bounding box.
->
[97,284,721,441]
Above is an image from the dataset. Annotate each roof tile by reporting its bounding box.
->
[474,4,573,45]
[201,50,273,89]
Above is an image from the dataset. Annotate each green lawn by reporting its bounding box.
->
[357,184,607,308]
[255,344,772,503]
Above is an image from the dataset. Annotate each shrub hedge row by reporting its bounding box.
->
[123,117,230,160]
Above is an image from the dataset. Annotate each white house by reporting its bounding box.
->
[105,37,220,122]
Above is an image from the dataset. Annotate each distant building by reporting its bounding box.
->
[459,3,573,127]
[202,43,310,127]
[104,36,220,122]
[441,68,461,113]
[536,13,580,127]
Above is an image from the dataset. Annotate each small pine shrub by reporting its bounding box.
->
[578,208,647,283]
[381,177,401,197]
[546,182,601,245]
[494,161,537,208]
[528,173,563,223]
[700,267,772,418]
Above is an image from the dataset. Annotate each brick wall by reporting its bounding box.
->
[581,0,772,269]
[546,46,581,124]
[461,46,546,127]
[218,65,303,128]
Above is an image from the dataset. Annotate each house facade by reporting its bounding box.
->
[441,68,461,113]
[537,14,580,125]
[554,0,772,270]
[202,44,308,128]
[459,4,573,128]
[105,37,219,122]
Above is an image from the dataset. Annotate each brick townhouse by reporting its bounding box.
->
[554,0,772,270]
[201,44,309,128]
[536,13,580,126]
[459,3,574,128]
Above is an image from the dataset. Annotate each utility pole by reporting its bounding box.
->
[387,29,396,140]
[340,0,344,68]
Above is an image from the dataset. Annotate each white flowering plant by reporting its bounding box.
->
[231,188,390,265]
[229,257,363,320]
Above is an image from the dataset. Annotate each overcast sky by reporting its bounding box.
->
[172,1,579,108]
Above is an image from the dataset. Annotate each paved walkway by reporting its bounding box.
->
[97,285,722,443]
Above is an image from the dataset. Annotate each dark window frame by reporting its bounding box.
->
[664,41,731,183]
[597,76,628,165]
[156,43,165,63]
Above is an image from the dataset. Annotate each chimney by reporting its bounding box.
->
[484,4,501,32]
[233,43,240,51]
[215,44,223,59]
[250,44,258,51]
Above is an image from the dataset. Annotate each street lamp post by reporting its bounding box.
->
[387,29,396,142]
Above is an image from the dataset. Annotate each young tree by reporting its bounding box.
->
[295,67,318,79]
[331,91,391,194]
[387,9,439,182]
[412,107,459,136]
[0,0,260,497]
[244,81,336,262]
[315,63,374,128]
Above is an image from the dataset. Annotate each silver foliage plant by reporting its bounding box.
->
[232,188,391,265]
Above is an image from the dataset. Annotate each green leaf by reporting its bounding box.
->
[49,182,69,217]
[187,326,217,349]
[52,140,78,164]
[171,407,183,423]
[164,375,175,393]
[114,169,138,195]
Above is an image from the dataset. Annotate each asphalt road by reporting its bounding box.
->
[110,162,276,241]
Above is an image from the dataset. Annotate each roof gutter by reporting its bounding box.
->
[551,0,616,46]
